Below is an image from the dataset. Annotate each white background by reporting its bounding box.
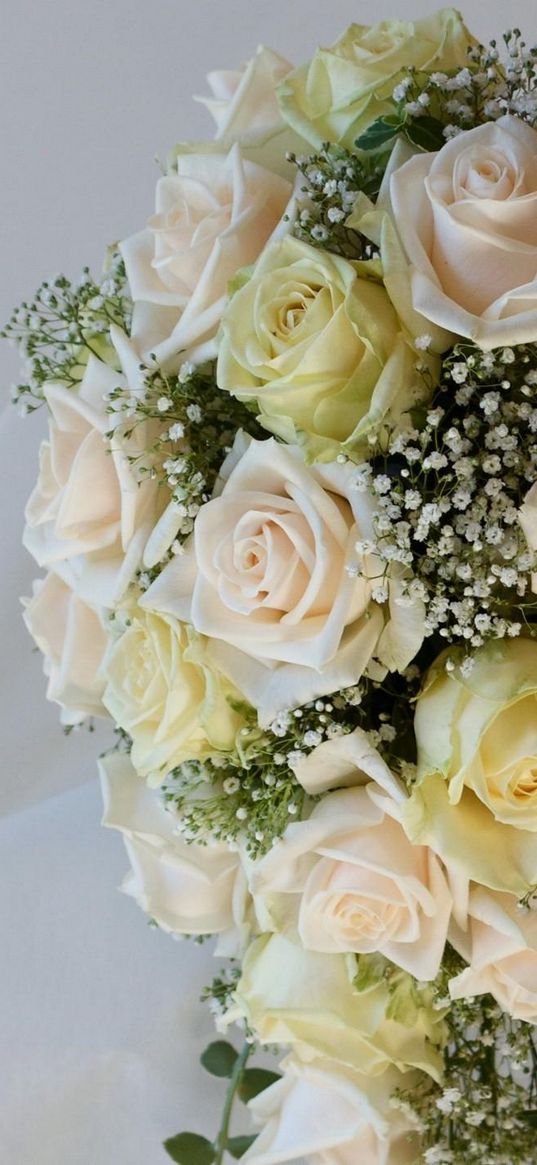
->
[1,1,536,1162]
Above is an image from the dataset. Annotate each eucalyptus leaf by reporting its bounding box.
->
[238,1068,281,1104]
[163,1132,216,1165]
[355,116,402,152]
[226,1135,258,1159]
[200,1040,239,1079]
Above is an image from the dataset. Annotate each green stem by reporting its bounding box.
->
[214,1042,252,1165]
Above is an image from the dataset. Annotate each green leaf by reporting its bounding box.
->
[404,116,446,152]
[355,116,402,152]
[200,1040,239,1079]
[354,951,389,992]
[519,1110,537,1127]
[238,1068,281,1104]
[226,1135,258,1159]
[163,1132,216,1165]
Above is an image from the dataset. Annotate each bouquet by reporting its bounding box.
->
[7,8,537,1163]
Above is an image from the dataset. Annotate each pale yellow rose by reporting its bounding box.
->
[244,1055,421,1165]
[252,786,452,980]
[233,932,445,1081]
[358,116,537,351]
[449,886,537,1022]
[277,10,475,149]
[404,640,537,895]
[23,328,157,607]
[120,144,292,368]
[23,569,109,726]
[100,751,250,954]
[102,606,244,783]
[217,237,429,461]
[141,434,425,725]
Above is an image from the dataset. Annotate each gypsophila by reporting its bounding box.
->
[365,341,537,649]
[2,252,132,410]
[288,144,383,260]
[398,947,537,1165]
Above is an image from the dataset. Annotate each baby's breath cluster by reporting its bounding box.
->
[162,692,365,856]
[201,967,242,1020]
[288,144,382,259]
[162,672,421,857]
[361,342,537,651]
[401,951,537,1165]
[105,359,264,578]
[356,30,537,161]
[2,252,132,411]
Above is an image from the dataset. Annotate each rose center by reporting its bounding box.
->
[275,289,317,337]
[510,763,537,800]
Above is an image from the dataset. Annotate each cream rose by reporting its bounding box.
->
[253,786,452,980]
[217,237,429,460]
[233,932,445,1080]
[23,569,109,726]
[290,726,407,799]
[370,115,537,351]
[141,434,425,724]
[100,751,250,954]
[449,887,537,1022]
[244,1056,420,1165]
[404,640,537,895]
[120,145,292,368]
[277,11,474,149]
[102,607,244,783]
[23,329,157,607]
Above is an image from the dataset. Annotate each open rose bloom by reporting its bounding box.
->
[13,10,537,1165]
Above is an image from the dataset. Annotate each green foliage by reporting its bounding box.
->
[164,1041,275,1165]
[354,115,403,151]
[225,1135,257,1159]
[403,114,446,151]
[200,1041,239,1079]
[163,1132,216,1165]
[238,1069,281,1105]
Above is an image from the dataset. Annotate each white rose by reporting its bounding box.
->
[23,328,157,607]
[363,116,537,351]
[102,607,244,783]
[289,726,407,800]
[233,932,445,1079]
[120,144,292,368]
[198,46,291,144]
[99,751,250,955]
[23,568,109,726]
[141,435,425,724]
[253,786,452,980]
[449,887,537,1022]
[244,1056,420,1165]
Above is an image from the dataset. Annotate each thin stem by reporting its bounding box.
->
[214,1041,252,1165]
